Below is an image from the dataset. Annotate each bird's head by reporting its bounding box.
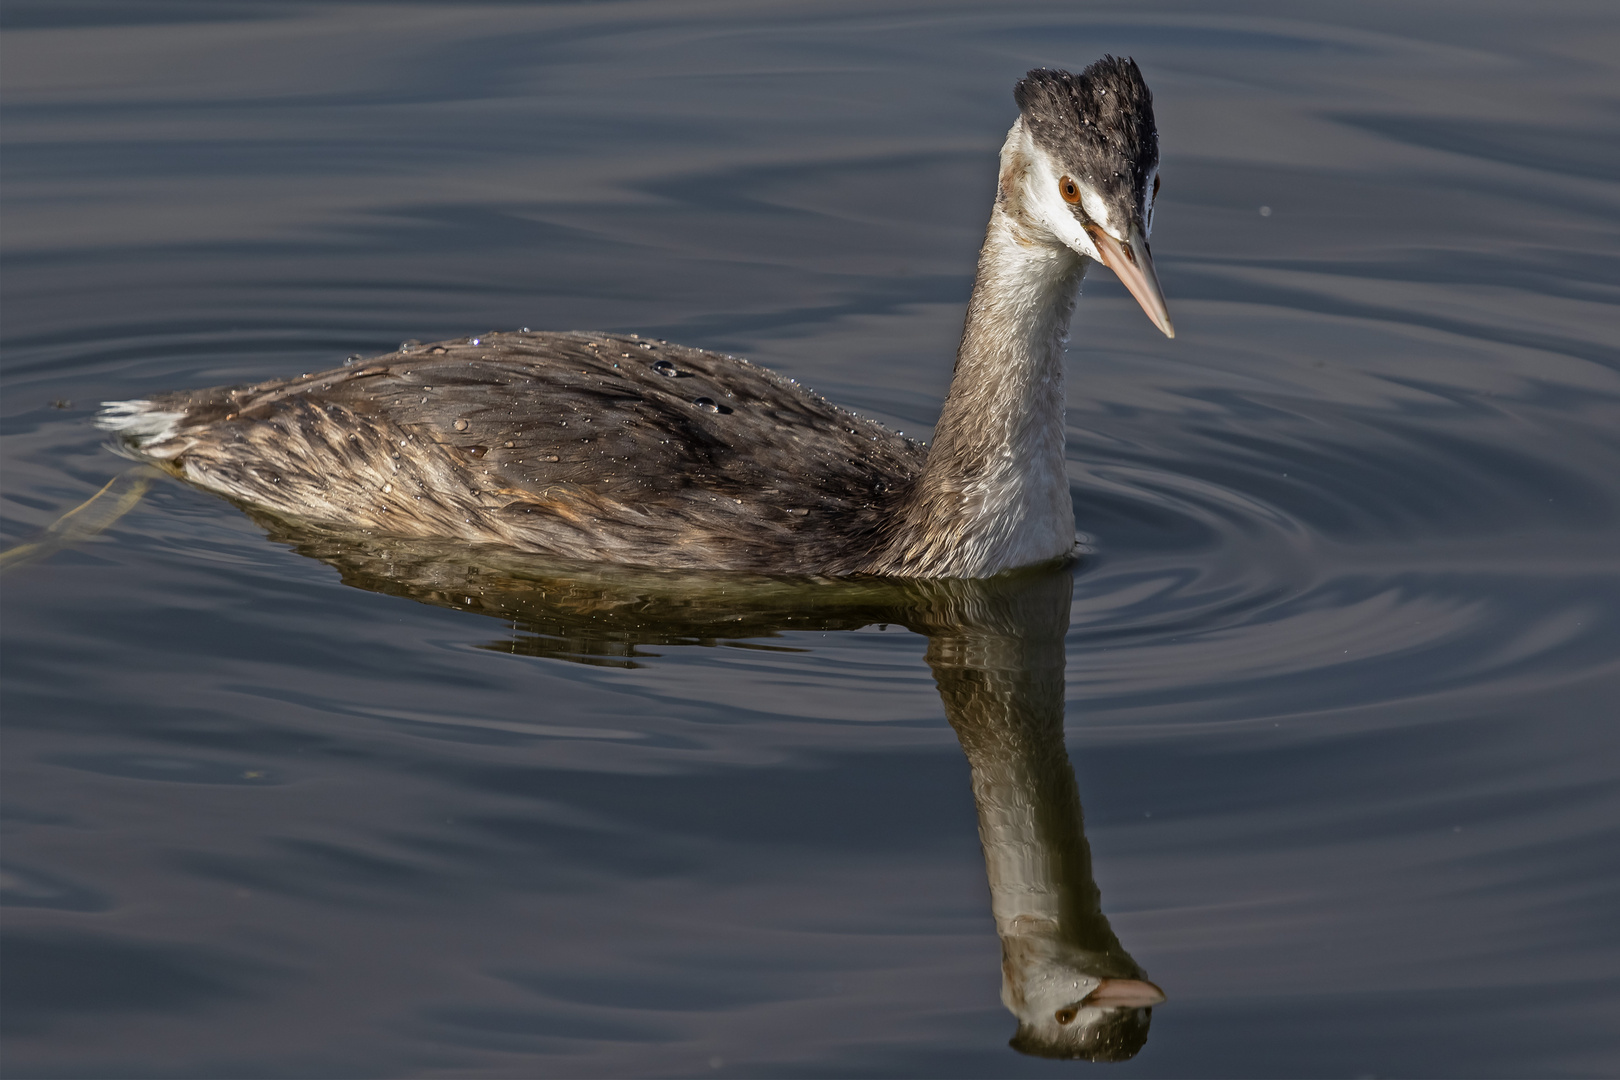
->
[999,934,1165,1062]
[1000,57,1173,338]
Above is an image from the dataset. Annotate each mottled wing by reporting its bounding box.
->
[119,331,925,573]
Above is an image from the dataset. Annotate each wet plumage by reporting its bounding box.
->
[102,57,1171,579]
[113,332,923,574]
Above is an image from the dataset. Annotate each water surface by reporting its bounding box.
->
[3,2,1618,1076]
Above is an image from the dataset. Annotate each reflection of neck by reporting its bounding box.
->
[933,634,1130,970]
[920,572,1143,990]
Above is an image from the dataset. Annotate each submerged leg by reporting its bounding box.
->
[0,467,161,572]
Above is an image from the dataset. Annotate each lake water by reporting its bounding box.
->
[3,2,1618,1076]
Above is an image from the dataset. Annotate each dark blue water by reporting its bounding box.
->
[3,2,1618,1076]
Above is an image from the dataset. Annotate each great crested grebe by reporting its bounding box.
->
[100,57,1171,579]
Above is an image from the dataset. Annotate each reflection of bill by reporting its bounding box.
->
[922,569,1163,1061]
[240,522,1162,1059]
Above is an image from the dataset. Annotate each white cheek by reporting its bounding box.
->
[1030,174,1100,260]
[1079,187,1113,234]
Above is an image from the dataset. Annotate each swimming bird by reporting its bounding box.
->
[100,57,1171,579]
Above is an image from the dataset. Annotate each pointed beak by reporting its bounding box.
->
[1081,978,1167,1008]
[1084,221,1175,338]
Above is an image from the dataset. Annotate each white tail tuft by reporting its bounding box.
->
[97,400,186,451]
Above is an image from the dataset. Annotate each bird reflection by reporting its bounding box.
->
[918,570,1163,1060]
[253,516,1162,1060]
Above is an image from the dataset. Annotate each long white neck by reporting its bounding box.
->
[870,123,1088,578]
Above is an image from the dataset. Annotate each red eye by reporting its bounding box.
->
[1055,1008,1078,1025]
[1153,173,1162,198]
[1059,176,1081,204]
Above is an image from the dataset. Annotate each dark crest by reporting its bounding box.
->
[1010,1006,1153,1063]
[1014,57,1158,228]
